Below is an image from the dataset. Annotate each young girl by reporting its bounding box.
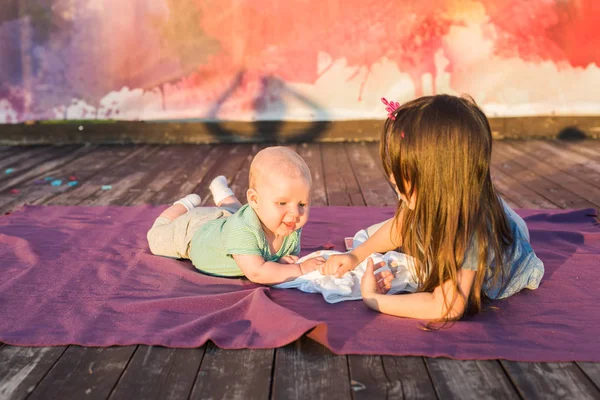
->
[322,94,544,322]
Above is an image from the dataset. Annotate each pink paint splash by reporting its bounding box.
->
[182,0,600,112]
[196,1,452,100]
[163,0,455,116]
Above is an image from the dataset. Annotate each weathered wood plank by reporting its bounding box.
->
[577,362,600,390]
[189,343,273,400]
[272,337,351,400]
[108,346,205,400]
[44,145,160,205]
[346,355,392,399]
[82,144,165,205]
[116,145,205,206]
[0,146,48,172]
[0,145,21,159]
[197,145,254,206]
[503,141,600,208]
[489,169,524,208]
[537,141,600,185]
[229,144,263,201]
[347,355,438,399]
[426,358,519,399]
[139,144,217,206]
[346,142,397,207]
[0,145,92,193]
[381,356,438,399]
[493,141,592,208]
[0,145,19,155]
[558,140,600,160]
[0,145,144,214]
[0,346,66,400]
[115,145,200,205]
[25,346,135,400]
[321,143,365,206]
[490,165,557,209]
[365,142,385,176]
[501,361,600,400]
[297,143,327,207]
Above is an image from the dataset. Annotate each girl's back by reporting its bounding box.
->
[462,198,544,300]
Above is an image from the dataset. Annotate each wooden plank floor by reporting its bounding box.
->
[0,141,599,400]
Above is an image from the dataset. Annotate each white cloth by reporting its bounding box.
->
[274,223,419,303]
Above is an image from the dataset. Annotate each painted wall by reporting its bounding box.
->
[1,0,599,123]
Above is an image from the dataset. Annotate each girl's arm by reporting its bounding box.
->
[361,258,476,320]
[322,217,401,277]
[352,217,400,262]
[233,254,324,285]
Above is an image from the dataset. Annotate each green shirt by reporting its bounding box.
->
[189,204,301,277]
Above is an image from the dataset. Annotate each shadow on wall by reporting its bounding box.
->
[557,126,588,141]
[205,71,330,143]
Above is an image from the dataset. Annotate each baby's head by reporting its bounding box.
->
[247,146,312,238]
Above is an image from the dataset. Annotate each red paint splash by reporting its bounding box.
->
[547,0,600,68]
[181,0,453,111]
[186,0,599,109]
[481,0,600,68]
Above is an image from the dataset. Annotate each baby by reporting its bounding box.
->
[147,146,325,284]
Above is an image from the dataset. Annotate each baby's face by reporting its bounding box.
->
[252,176,311,238]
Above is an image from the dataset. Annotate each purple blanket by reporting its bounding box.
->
[1,205,599,362]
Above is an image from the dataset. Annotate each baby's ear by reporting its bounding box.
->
[247,188,259,209]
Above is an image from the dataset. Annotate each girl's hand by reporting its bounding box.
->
[279,255,299,264]
[361,258,393,299]
[320,253,359,277]
[298,256,326,274]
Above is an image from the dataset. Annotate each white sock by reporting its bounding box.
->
[173,194,201,211]
[209,175,235,206]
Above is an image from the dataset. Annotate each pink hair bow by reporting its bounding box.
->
[381,97,400,120]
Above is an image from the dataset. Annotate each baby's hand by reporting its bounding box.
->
[279,255,299,264]
[320,253,359,277]
[299,256,326,274]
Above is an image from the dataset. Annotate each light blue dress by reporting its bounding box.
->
[462,199,545,299]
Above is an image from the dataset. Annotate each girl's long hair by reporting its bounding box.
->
[380,94,513,323]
